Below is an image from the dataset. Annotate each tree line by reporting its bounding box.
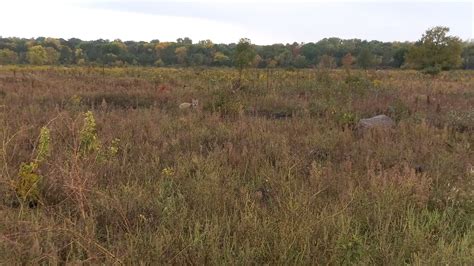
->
[0,26,472,70]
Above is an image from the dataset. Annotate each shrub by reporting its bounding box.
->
[16,161,42,207]
[421,66,442,76]
[344,74,365,85]
[388,99,411,122]
[79,111,101,156]
[1,67,473,264]
[308,99,336,118]
[344,74,372,94]
[253,96,302,119]
[203,90,243,118]
[445,110,474,132]
[337,111,359,128]
[15,126,51,208]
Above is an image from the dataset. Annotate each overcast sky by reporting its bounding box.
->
[1,0,472,44]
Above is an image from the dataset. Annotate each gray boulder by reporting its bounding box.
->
[357,115,395,133]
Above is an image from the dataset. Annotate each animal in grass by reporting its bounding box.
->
[179,99,199,109]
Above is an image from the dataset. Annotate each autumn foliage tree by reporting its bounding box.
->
[0,28,468,70]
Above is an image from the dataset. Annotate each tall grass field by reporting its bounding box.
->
[0,66,473,264]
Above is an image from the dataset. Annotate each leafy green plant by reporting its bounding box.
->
[16,161,42,206]
[107,138,120,158]
[308,100,335,118]
[335,233,364,264]
[204,90,243,118]
[406,26,462,71]
[421,65,441,76]
[445,110,474,132]
[344,74,372,94]
[337,112,358,128]
[36,127,51,163]
[15,127,51,207]
[388,99,411,122]
[66,94,83,113]
[78,111,121,163]
[79,111,101,156]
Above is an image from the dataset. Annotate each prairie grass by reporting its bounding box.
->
[0,66,472,264]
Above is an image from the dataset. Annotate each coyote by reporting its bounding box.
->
[179,99,198,109]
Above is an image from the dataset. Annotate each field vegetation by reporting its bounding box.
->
[0,66,472,264]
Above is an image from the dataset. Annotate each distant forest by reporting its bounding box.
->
[0,36,473,69]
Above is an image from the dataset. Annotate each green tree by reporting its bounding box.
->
[462,44,474,69]
[198,39,213,49]
[293,55,308,68]
[234,38,256,86]
[74,48,86,65]
[190,53,204,66]
[0,48,18,64]
[45,47,60,64]
[318,54,336,69]
[393,47,408,68]
[357,47,374,69]
[26,45,48,65]
[177,37,192,45]
[266,58,278,68]
[43,38,61,50]
[59,46,73,64]
[154,42,171,65]
[154,59,164,67]
[276,50,293,67]
[213,52,230,66]
[103,40,128,65]
[175,46,188,65]
[103,53,120,66]
[341,53,353,76]
[406,26,462,71]
[253,54,262,67]
[0,35,436,69]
